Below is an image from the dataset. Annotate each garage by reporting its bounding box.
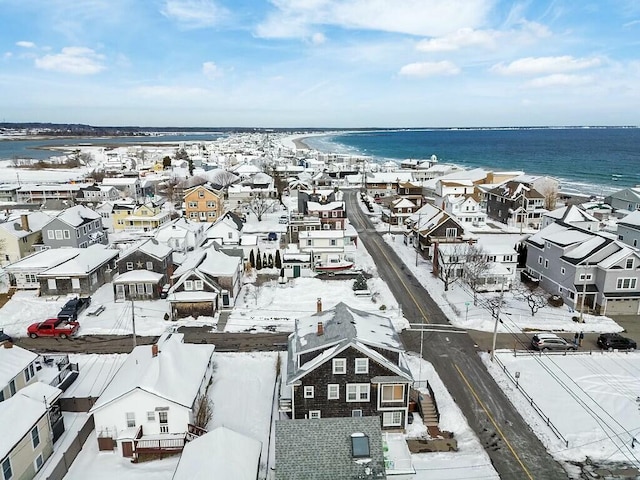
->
[604,297,640,315]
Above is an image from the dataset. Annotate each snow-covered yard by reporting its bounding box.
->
[484,350,640,468]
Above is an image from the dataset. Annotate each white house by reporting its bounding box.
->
[0,342,38,401]
[90,333,215,458]
[154,218,206,254]
[298,230,353,270]
[443,195,487,228]
[542,205,600,231]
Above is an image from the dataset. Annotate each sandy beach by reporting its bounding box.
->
[292,136,311,150]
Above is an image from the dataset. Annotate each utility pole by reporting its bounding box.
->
[579,262,588,322]
[415,213,422,267]
[491,276,506,362]
[131,298,137,349]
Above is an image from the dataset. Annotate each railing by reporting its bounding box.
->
[425,381,440,423]
[493,355,569,447]
[134,437,185,454]
[186,423,207,442]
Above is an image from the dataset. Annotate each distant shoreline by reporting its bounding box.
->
[292,137,311,150]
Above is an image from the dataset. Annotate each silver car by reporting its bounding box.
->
[531,333,577,352]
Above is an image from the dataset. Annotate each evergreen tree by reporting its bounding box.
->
[249,250,255,269]
[268,253,274,268]
[352,273,368,291]
[256,249,262,270]
[275,250,282,269]
[263,253,268,267]
[280,267,285,278]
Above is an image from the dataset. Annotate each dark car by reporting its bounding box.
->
[267,232,278,241]
[57,297,92,321]
[0,328,12,344]
[160,284,170,299]
[597,333,637,350]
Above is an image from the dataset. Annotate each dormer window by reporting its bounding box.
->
[626,258,634,270]
[332,358,346,374]
[351,433,370,458]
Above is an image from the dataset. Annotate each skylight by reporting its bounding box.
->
[351,432,370,458]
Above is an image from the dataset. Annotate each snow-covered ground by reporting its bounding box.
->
[379,230,621,335]
[484,350,640,469]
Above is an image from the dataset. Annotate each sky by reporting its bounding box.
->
[1,0,639,128]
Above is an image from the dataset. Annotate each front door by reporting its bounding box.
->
[293,265,301,278]
[159,411,169,433]
[115,284,125,300]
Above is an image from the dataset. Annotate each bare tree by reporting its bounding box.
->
[435,244,466,292]
[482,293,507,320]
[193,394,214,429]
[538,183,559,211]
[209,170,240,190]
[463,244,491,305]
[514,284,548,317]
[247,193,276,221]
[158,177,180,204]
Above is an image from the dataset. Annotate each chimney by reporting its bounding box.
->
[316,297,322,313]
[20,214,29,232]
[317,321,324,336]
[152,343,159,357]
[3,341,13,349]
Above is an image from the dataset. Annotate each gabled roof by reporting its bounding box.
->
[173,427,261,480]
[409,204,463,235]
[52,205,101,228]
[307,201,345,212]
[0,212,53,238]
[618,210,640,228]
[489,181,544,200]
[119,238,172,262]
[0,394,47,459]
[91,333,214,412]
[545,205,598,223]
[38,245,119,277]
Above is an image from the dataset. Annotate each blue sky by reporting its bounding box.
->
[1,0,639,127]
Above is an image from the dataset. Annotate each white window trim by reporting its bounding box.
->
[354,358,369,374]
[346,383,370,402]
[327,384,339,400]
[304,386,315,398]
[382,411,403,427]
[332,358,346,374]
[381,384,405,403]
[309,410,321,419]
[616,277,638,290]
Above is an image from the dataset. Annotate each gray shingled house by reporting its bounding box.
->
[284,302,413,430]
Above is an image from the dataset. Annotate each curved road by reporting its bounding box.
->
[347,190,568,479]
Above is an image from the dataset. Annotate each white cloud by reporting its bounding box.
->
[492,56,602,76]
[398,61,460,78]
[161,0,229,29]
[202,61,222,79]
[525,74,593,88]
[16,41,36,49]
[256,0,492,38]
[416,22,550,52]
[310,32,326,45]
[34,47,105,75]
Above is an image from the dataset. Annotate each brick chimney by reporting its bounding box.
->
[20,214,29,232]
[316,297,322,313]
[317,321,324,336]
[152,343,159,357]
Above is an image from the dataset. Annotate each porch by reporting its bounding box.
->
[131,423,207,460]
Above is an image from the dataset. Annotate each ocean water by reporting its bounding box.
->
[303,128,640,196]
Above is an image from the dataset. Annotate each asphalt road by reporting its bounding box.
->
[346,190,568,480]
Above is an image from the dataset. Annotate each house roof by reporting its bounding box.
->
[198,248,240,277]
[173,427,262,480]
[54,205,102,227]
[618,210,640,228]
[113,270,164,284]
[91,333,214,412]
[120,238,172,262]
[545,205,598,223]
[307,201,345,212]
[38,245,119,277]
[0,344,37,387]
[18,381,63,405]
[275,417,386,480]
[0,212,53,238]
[0,394,47,460]
[409,204,463,235]
[4,248,80,273]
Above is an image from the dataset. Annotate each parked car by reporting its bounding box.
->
[267,232,278,241]
[57,296,91,321]
[279,215,288,224]
[0,328,12,344]
[531,333,577,352]
[160,284,170,299]
[27,318,80,339]
[597,333,637,350]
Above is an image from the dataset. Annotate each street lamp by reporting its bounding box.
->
[490,275,507,362]
[515,371,520,388]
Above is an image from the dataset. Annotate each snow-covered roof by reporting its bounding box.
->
[0,211,53,238]
[173,427,262,480]
[299,230,344,239]
[101,177,139,186]
[0,344,37,386]
[618,210,640,228]
[198,249,240,277]
[18,381,63,405]
[545,205,598,223]
[55,205,101,227]
[0,394,47,459]
[392,198,416,209]
[307,201,345,212]
[38,245,119,276]
[4,248,79,272]
[113,270,164,284]
[91,333,214,411]
[120,238,172,261]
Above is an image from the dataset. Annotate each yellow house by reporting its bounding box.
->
[113,202,171,231]
[184,185,224,223]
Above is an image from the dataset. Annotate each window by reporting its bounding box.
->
[188,201,198,208]
[626,258,634,269]
[198,191,205,198]
[29,364,35,379]
[147,411,155,421]
[137,284,145,295]
[2,458,11,480]
[304,386,315,398]
[146,261,153,270]
[9,380,16,396]
[126,412,136,428]
[544,259,549,269]
[47,230,54,240]
[617,278,637,290]
[306,239,312,246]
[309,410,321,419]
[206,201,216,208]
[55,230,63,240]
[355,358,369,374]
[184,280,193,291]
[63,230,70,239]
[31,426,40,448]
[487,255,496,262]
[346,384,370,402]
[327,384,339,400]
[159,411,168,433]
[194,280,203,290]
[26,274,37,283]
[330,239,337,246]
[382,411,403,427]
[332,358,346,374]
[381,384,405,402]
[504,255,513,262]
[445,227,457,238]
[351,433,370,458]
[126,262,134,271]
[145,284,153,294]
[561,268,565,275]
[538,256,543,265]
[24,366,33,382]
[579,273,592,281]
[351,409,363,417]
[34,454,43,472]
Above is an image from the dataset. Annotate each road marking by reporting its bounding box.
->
[454,364,535,480]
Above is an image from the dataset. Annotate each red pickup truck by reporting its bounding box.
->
[27,318,80,339]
